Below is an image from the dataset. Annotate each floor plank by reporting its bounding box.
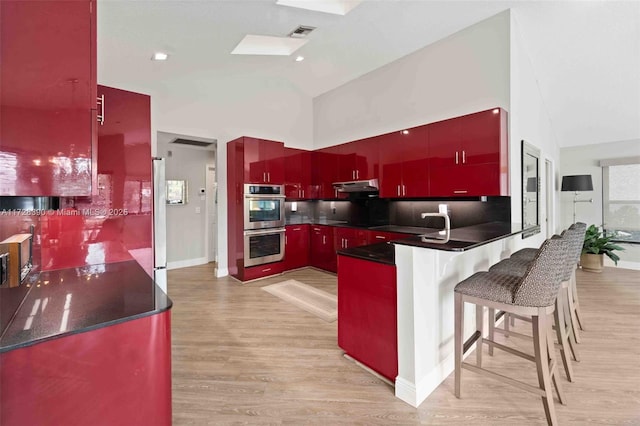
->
[169,265,640,425]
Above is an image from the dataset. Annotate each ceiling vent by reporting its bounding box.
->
[288,25,316,39]
[170,138,215,148]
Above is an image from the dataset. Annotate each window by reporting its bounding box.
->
[602,158,640,243]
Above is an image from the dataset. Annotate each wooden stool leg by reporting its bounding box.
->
[563,285,580,362]
[488,308,495,356]
[554,286,574,382]
[547,313,566,405]
[567,277,582,343]
[504,312,510,337]
[571,272,585,331]
[533,310,559,426]
[476,304,484,367]
[454,292,464,398]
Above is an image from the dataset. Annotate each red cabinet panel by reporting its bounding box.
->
[335,227,368,251]
[428,108,508,197]
[310,225,335,272]
[379,126,429,198]
[0,311,172,426]
[367,230,409,243]
[0,0,96,196]
[338,255,397,381]
[243,262,284,281]
[311,149,340,199]
[283,148,312,199]
[243,137,284,184]
[335,137,379,182]
[285,224,309,270]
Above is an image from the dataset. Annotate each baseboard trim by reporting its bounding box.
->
[167,257,208,270]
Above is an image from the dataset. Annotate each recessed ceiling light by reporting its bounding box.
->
[492,108,500,114]
[295,55,305,62]
[152,52,168,61]
[276,0,362,15]
[401,130,410,135]
[231,35,308,56]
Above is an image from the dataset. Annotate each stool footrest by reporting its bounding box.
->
[462,362,546,397]
[463,330,481,355]
[484,339,535,362]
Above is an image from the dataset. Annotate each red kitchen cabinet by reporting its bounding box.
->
[310,225,336,272]
[379,125,429,198]
[46,86,153,275]
[311,148,341,199]
[243,137,284,184]
[367,230,409,243]
[284,224,309,270]
[0,0,97,196]
[283,148,312,199]
[334,137,379,182]
[243,262,284,281]
[338,255,397,381]
[428,108,509,197]
[334,227,368,251]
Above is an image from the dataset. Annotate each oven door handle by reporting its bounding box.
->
[244,228,286,236]
[244,194,286,199]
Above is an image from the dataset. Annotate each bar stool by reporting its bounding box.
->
[511,223,587,343]
[488,225,585,382]
[454,236,567,426]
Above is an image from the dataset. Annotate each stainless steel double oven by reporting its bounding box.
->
[243,184,285,267]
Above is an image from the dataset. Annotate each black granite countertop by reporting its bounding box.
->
[337,242,396,266]
[394,222,528,251]
[0,260,172,353]
[337,222,530,263]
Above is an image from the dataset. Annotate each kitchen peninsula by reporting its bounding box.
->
[337,222,529,407]
[0,260,172,426]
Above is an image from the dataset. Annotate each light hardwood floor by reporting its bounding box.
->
[169,265,640,425]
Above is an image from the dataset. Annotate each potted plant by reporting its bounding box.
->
[580,225,625,272]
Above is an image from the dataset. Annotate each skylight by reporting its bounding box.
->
[276,0,362,15]
[231,35,308,56]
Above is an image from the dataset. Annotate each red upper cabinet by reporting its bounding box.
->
[312,148,340,199]
[335,137,379,182]
[243,137,284,184]
[429,108,508,197]
[283,148,312,199]
[379,126,429,198]
[0,0,97,196]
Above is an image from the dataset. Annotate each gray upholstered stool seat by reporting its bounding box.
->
[509,247,539,261]
[454,235,568,426]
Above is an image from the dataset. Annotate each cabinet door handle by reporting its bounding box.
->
[352,170,355,179]
[322,235,326,244]
[455,151,459,164]
[267,172,270,182]
[375,235,385,240]
[261,267,272,272]
[403,185,406,196]
[454,190,468,194]
[462,150,466,164]
[96,95,105,125]
[356,170,359,179]
[293,227,301,231]
[301,189,304,198]
[397,185,400,196]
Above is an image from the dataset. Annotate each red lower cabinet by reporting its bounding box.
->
[285,225,309,271]
[337,255,397,381]
[242,262,284,281]
[310,225,336,273]
[0,311,171,426]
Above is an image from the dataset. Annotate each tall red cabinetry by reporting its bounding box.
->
[0,0,97,196]
[283,148,313,199]
[379,125,430,198]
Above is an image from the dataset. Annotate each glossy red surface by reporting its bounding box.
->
[73,85,153,275]
[243,137,284,184]
[0,0,96,196]
[283,148,313,199]
[335,136,379,182]
[338,255,397,381]
[243,261,284,281]
[310,225,335,272]
[312,149,340,199]
[284,224,310,270]
[0,311,172,426]
[335,227,368,250]
[379,126,429,198]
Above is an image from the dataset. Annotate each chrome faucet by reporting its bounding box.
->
[421,212,450,232]
[419,212,451,243]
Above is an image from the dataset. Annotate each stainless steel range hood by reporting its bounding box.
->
[332,178,379,193]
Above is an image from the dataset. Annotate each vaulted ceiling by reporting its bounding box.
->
[98,0,640,148]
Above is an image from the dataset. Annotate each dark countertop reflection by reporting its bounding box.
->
[337,242,396,266]
[0,260,171,352]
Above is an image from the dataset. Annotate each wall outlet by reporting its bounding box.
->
[438,204,448,214]
[195,207,201,214]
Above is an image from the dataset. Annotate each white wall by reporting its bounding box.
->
[509,10,562,251]
[560,139,640,269]
[313,11,511,148]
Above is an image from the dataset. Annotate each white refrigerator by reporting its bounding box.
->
[153,157,168,291]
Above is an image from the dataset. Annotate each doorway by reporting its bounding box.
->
[205,164,217,263]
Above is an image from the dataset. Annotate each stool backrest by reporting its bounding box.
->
[513,235,568,307]
[568,222,587,266]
